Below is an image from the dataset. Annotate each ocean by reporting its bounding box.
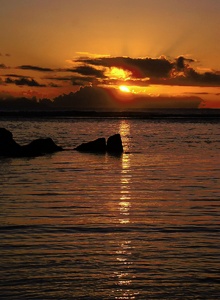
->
[0,115,220,299]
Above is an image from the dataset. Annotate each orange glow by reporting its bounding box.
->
[105,67,131,80]
[119,85,131,93]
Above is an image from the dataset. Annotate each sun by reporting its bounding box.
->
[119,85,131,93]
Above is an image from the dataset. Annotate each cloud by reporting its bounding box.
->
[17,65,54,72]
[3,73,22,77]
[48,82,60,88]
[5,76,46,87]
[0,64,8,69]
[75,54,220,87]
[0,96,53,110]
[169,57,220,86]
[185,68,220,86]
[53,86,113,109]
[184,92,211,95]
[167,67,220,87]
[176,56,185,70]
[2,54,218,100]
[71,77,93,86]
[175,56,195,71]
[77,56,173,79]
[45,74,99,86]
[45,75,73,82]
[53,86,202,110]
[73,65,105,78]
[0,85,203,110]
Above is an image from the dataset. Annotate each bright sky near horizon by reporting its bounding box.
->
[0,0,219,108]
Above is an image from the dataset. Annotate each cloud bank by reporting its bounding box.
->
[1,53,219,108]
[17,65,54,72]
[76,55,220,87]
[5,76,45,87]
[0,86,203,110]
[2,54,220,89]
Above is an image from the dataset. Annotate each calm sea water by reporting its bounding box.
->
[0,117,220,299]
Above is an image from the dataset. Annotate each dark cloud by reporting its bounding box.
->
[0,96,53,110]
[53,86,113,109]
[149,72,220,87]
[17,65,54,72]
[170,57,220,86]
[184,92,211,95]
[3,73,23,78]
[45,74,99,86]
[0,85,203,110]
[70,75,100,86]
[1,54,218,94]
[76,55,219,87]
[73,65,105,78]
[0,64,8,69]
[52,86,202,110]
[45,75,74,82]
[5,76,46,87]
[176,56,195,70]
[176,56,185,70]
[71,78,93,86]
[184,68,220,86]
[77,56,173,78]
[49,82,60,88]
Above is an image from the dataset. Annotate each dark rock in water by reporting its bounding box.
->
[21,138,63,157]
[74,137,106,153]
[0,128,21,157]
[0,127,63,158]
[107,134,123,153]
[75,134,123,154]
[1,128,123,157]
[0,127,13,142]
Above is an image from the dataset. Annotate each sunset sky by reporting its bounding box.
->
[0,0,219,109]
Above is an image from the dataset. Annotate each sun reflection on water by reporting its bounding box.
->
[119,120,132,225]
[112,121,139,299]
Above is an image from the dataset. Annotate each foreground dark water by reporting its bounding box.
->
[0,117,220,299]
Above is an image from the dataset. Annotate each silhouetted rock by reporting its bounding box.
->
[107,134,123,153]
[75,134,123,154]
[21,138,63,157]
[0,128,63,158]
[0,128,21,157]
[0,128,13,141]
[74,137,106,153]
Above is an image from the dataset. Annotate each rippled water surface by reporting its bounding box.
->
[0,117,220,299]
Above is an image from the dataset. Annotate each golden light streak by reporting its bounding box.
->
[119,85,131,93]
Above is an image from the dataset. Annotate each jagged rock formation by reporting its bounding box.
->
[0,128,123,158]
[107,134,123,153]
[0,128,63,158]
[74,133,123,154]
[74,137,106,153]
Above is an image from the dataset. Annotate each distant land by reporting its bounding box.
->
[1,109,220,122]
